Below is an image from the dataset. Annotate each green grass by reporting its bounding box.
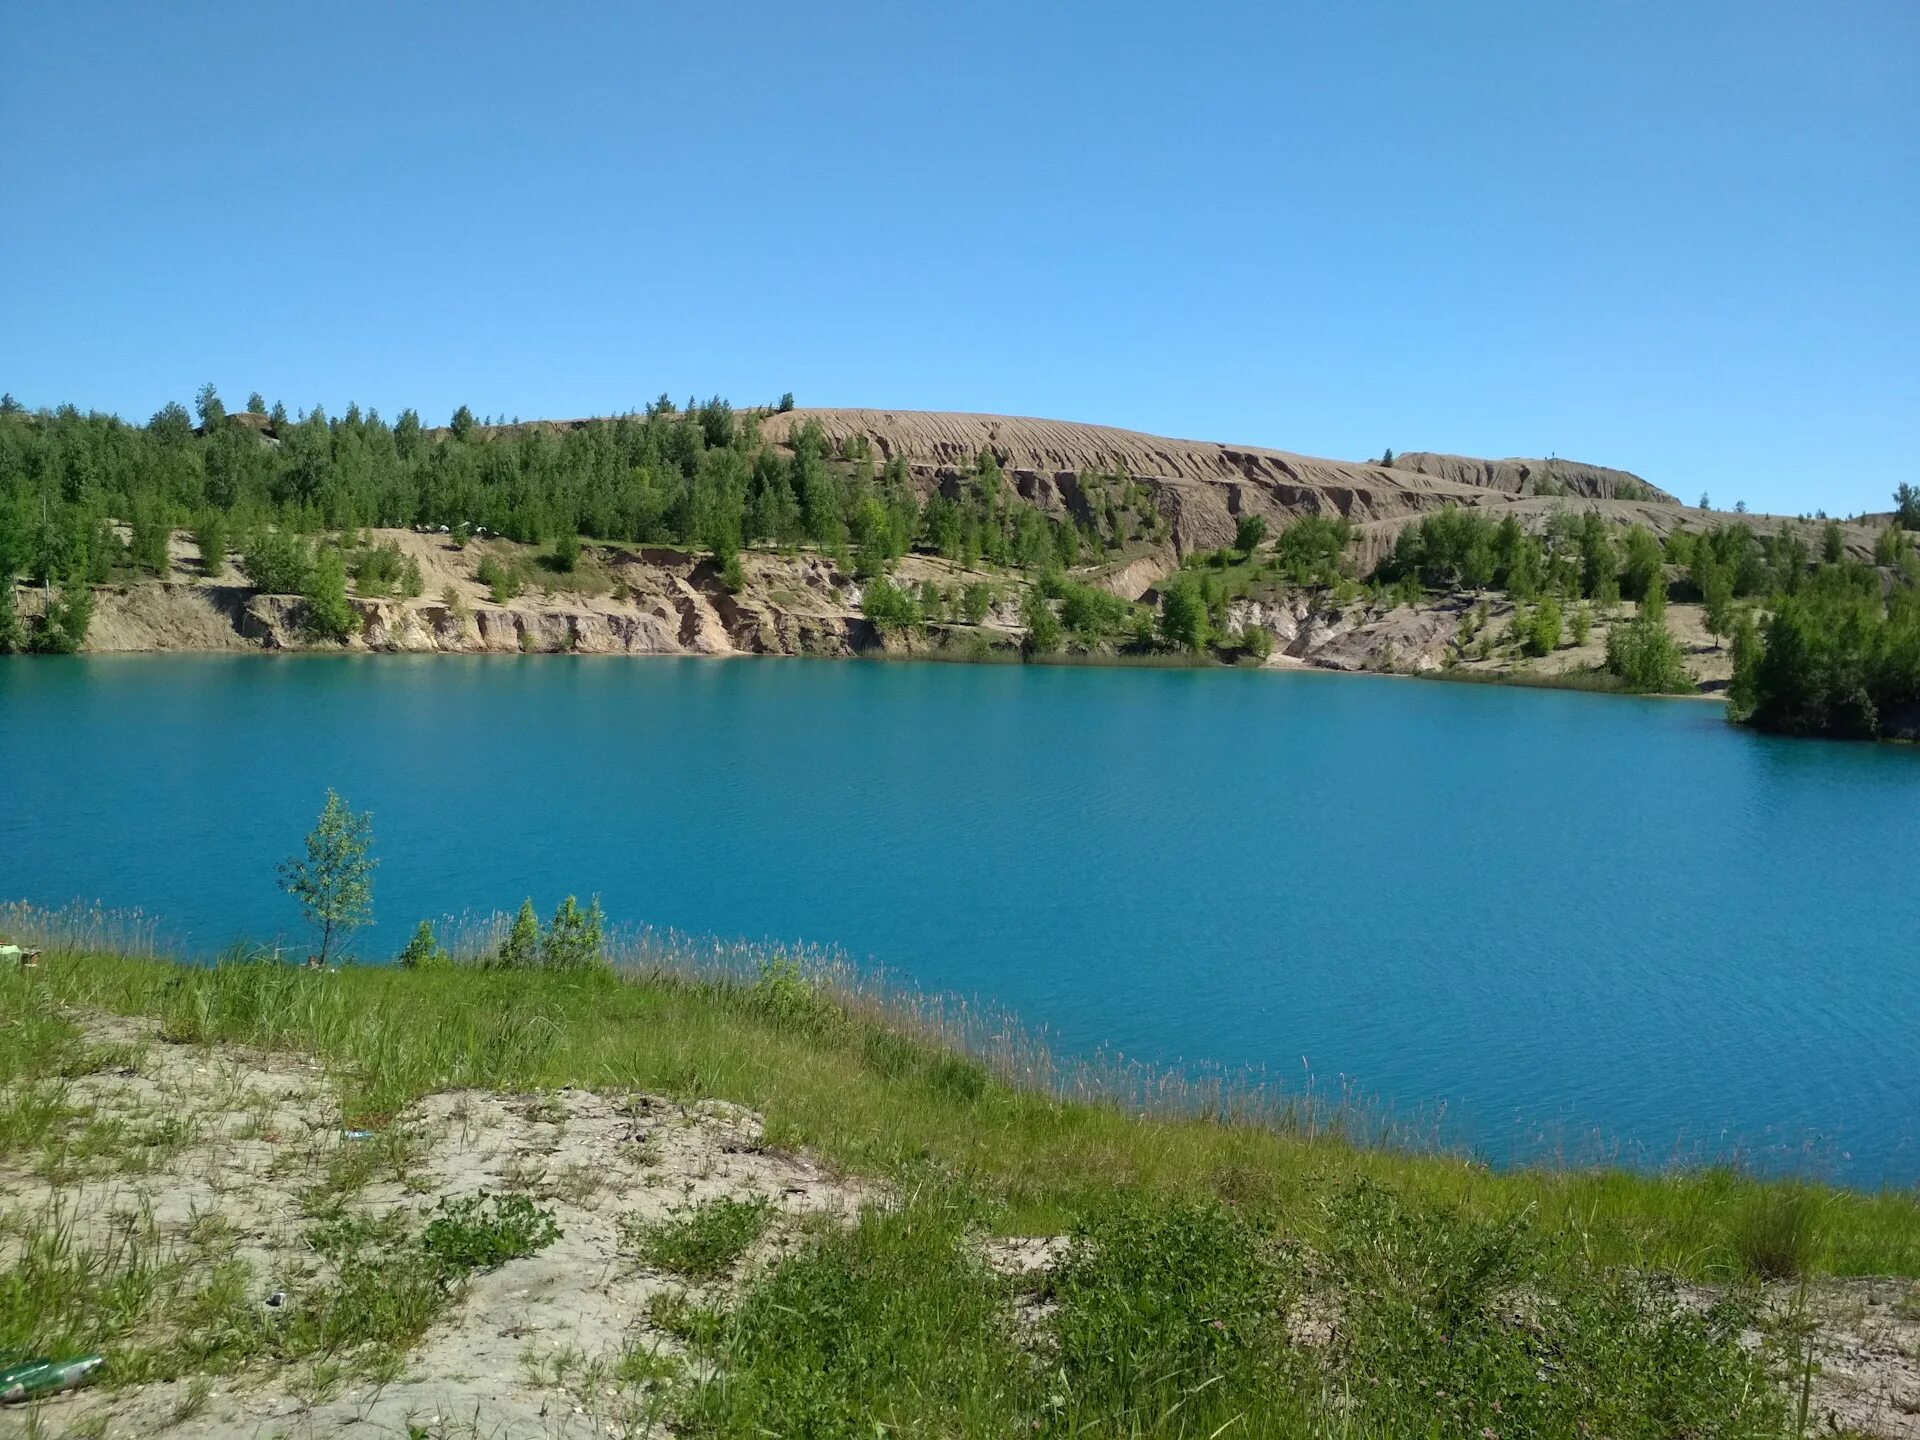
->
[4,951,1916,1282]
[622,1197,772,1281]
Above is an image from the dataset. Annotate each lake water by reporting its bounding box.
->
[3,655,1916,1187]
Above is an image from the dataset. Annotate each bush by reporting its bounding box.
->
[1524,597,1563,656]
[1605,613,1693,692]
[240,529,313,595]
[1157,575,1210,651]
[1233,513,1268,554]
[396,920,448,969]
[541,895,605,970]
[475,554,522,604]
[493,899,541,970]
[303,547,358,641]
[860,576,919,634]
[550,532,580,573]
[1021,589,1061,654]
[1057,580,1129,639]
[192,515,227,577]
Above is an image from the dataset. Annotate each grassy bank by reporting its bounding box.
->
[6,945,1919,1436]
[7,947,1914,1280]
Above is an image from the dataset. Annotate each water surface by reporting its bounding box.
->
[2,655,1915,1185]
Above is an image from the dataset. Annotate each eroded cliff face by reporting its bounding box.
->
[756,409,1683,557]
[49,545,890,660]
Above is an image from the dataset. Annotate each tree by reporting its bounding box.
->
[1569,602,1591,646]
[551,532,580,573]
[495,900,541,969]
[1524,598,1563,656]
[1619,525,1664,603]
[397,920,448,969]
[0,393,22,415]
[1896,483,1920,531]
[31,575,91,653]
[542,896,605,970]
[194,382,225,432]
[1022,588,1062,654]
[860,576,919,635]
[1380,448,1395,467]
[0,573,22,653]
[278,789,375,966]
[776,392,796,413]
[193,514,227,576]
[246,391,266,414]
[1734,500,1748,514]
[450,404,476,441]
[1701,566,1735,648]
[1233,514,1268,555]
[1699,493,1711,510]
[303,547,357,641]
[1605,611,1692,693]
[1158,575,1210,652]
[1821,520,1846,565]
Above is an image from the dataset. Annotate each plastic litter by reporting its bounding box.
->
[265,1290,287,1308]
[342,1130,374,1141]
[0,1354,105,1403]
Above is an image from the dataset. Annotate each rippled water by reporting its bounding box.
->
[3,654,1916,1185]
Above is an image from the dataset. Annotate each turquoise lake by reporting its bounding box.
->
[2,655,1916,1186]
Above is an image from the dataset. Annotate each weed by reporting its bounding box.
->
[621,1196,771,1281]
[420,1192,562,1276]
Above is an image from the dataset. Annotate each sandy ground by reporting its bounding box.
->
[0,1014,868,1439]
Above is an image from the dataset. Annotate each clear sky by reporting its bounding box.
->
[4,1,1914,515]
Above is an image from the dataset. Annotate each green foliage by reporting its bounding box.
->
[1232,513,1268,554]
[1732,1186,1820,1281]
[1237,622,1274,662]
[1524,596,1563,655]
[542,895,606,971]
[494,899,542,970]
[26,576,94,653]
[550,531,580,572]
[129,508,171,576]
[420,1192,561,1276]
[1020,587,1062,654]
[1270,513,1353,585]
[277,789,376,965]
[776,391,795,413]
[959,581,996,624]
[1057,579,1130,640]
[1896,481,1920,531]
[623,1196,772,1280]
[1620,522,1664,602]
[1049,1197,1297,1429]
[239,529,313,595]
[1605,611,1694,693]
[396,920,448,969]
[303,546,357,641]
[1731,574,1920,738]
[1157,574,1209,651]
[0,574,21,653]
[191,513,226,576]
[1876,524,1914,569]
[350,540,423,598]
[1569,601,1591,646]
[860,575,919,635]
[475,553,523,603]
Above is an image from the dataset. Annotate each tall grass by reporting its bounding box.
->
[6,921,1918,1280]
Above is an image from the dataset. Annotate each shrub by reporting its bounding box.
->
[475,555,522,604]
[551,532,580,573]
[1606,613,1693,693]
[1021,589,1062,654]
[541,895,605,971]
[860,576,919,634]
[240,529,312,595]
[1057,580,1129,639]
[493,899,541,970]
[1732,1186,1820,1281]
[1524,597,1563,656]
[1158,575,1209,651]
[396,920,448,969]
[1233,514,1268,554]
[303,547,358,641]
[192,515,227,577]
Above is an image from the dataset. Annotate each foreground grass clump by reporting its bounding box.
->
[4,951,1917,1287]
[623,1196,771,1281]
[670,1186,1787,1438]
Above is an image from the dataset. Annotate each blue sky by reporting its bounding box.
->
[4,1,1914,515]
